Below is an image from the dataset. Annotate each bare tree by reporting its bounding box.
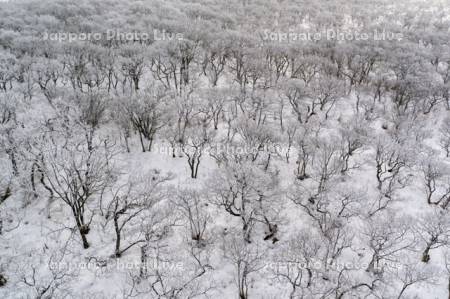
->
[370,137,411,216]
[331,267,380,299]
[41,134,114,249]
[122,86,169,152]
[363,213,415,274]
[112,97,133,153]
[164,90,197,158]
[283,79,318,124]
[415,209,450,263]
[419,153,450,207]
[445,252,450,299]
[202,39,230,87]
[308,75,345,119]
[21,259,72,299]
[310,136,343,196]
[441,117,450,158]
[119,44,146,92]
[173,188,211,246]
[337,118,367,174]
[231,117,279,168]
[223,233,265,299]
[106,170,173,257]
[0,51,17,92]
[271,229,324,298]
[129,221,213,298]
[294,123,320,180]
[181,110,215,179]
[70,91,108,153]
[209,161,281,243]
[32,57,63,103]
[18,246,76,299]
[391,261,437,299]
[0,92,19,177]
[200,87,232,130]
[283,121,298,163]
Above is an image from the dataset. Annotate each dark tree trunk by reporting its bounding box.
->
[421,245,431,263]
[139,132,146,152]
[30,162,38,199]
[114,215,121,257]
[74,213,90,249]
[7,150,18,176]
[80,232,90,249]
[0,273,6,287]
[447,276,450,299]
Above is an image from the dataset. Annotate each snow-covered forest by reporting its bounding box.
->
[0,0,450,297]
